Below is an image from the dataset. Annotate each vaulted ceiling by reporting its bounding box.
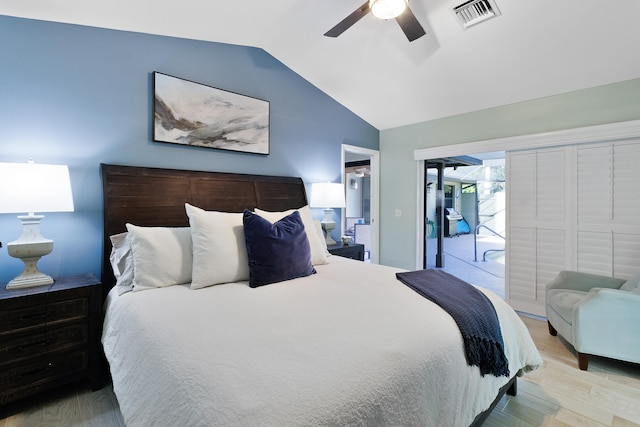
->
[2,0,639,130]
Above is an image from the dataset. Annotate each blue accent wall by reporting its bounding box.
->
[0,16,378,285]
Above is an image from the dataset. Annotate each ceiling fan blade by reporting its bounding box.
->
[395,7,426,42]
[324,1,371,38]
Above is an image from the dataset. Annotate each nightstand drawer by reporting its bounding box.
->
[47,297,89,325]
[0,295,47,337]
[0,297,89,336]
[0,324,89,367]
[0,350,88,405]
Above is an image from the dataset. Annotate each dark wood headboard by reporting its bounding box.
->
[101,164,308,297]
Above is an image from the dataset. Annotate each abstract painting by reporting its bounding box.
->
[153,72,269,155]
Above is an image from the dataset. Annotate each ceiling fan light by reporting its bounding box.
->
[370,0,408,20]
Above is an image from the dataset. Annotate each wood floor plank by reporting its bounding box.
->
[517,371,613,425]
[3,407,44,427]
[589,383,640,425]
[611,416,640,427]
[531,359,640,425]
[76,384,125,427]
[483,408,537,426]
[41,384,82,427]
[553,407,609,427]
[501,393,559,425]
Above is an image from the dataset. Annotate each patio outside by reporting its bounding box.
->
[427,232,505,298]
[425,156,506,299]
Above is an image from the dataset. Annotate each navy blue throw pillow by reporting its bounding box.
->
[243,209,316,288]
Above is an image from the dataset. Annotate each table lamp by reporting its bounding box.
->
[310,182,345,246]
[0,161,74,289]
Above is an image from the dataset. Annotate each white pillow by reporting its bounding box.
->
[185,204,250,289]
[109,232,134,295]
[254,205,329,265]
[125,224,193,292]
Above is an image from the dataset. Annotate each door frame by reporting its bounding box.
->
[342,144,380,264]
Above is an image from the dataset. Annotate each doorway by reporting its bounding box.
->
[423,152,506,297]
[342,144,380,264]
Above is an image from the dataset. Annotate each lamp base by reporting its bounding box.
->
[323,235,337,246]
[6,264,54,289]
[6,214,55,290]
[321,208,337,246]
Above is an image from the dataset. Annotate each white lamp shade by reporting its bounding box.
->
[310,182,346,209]
[0,162,74,214]
[369,0,408,19]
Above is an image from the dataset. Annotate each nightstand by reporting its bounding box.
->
[327,242,365,261]
[0,274,103,406]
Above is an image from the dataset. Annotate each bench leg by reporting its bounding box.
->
[547,321,557,336]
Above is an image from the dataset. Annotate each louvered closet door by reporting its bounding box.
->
[507,152,536,309]
[613,142,640,276]
[577,143,612,275]
[507,148,569,316]
[577,141,640,278]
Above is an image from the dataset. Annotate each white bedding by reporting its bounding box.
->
[102,256,542,426]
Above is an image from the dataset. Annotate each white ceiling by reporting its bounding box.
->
[2,0,639,130]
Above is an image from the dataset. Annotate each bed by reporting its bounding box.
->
[100,164,542,426]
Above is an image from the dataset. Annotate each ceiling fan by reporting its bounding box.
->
[324,0,426,42]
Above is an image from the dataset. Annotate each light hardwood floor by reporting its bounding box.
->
[2,315,639,426]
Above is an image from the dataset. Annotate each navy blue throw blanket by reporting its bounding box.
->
[396,269,510,377]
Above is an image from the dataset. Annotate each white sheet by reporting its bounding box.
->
[102,256,541,426]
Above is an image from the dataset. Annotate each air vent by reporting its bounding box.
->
[454,0,501,29]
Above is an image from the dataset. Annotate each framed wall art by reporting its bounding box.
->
[153,72,269,155]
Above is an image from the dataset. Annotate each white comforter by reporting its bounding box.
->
[102,256,541,427]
